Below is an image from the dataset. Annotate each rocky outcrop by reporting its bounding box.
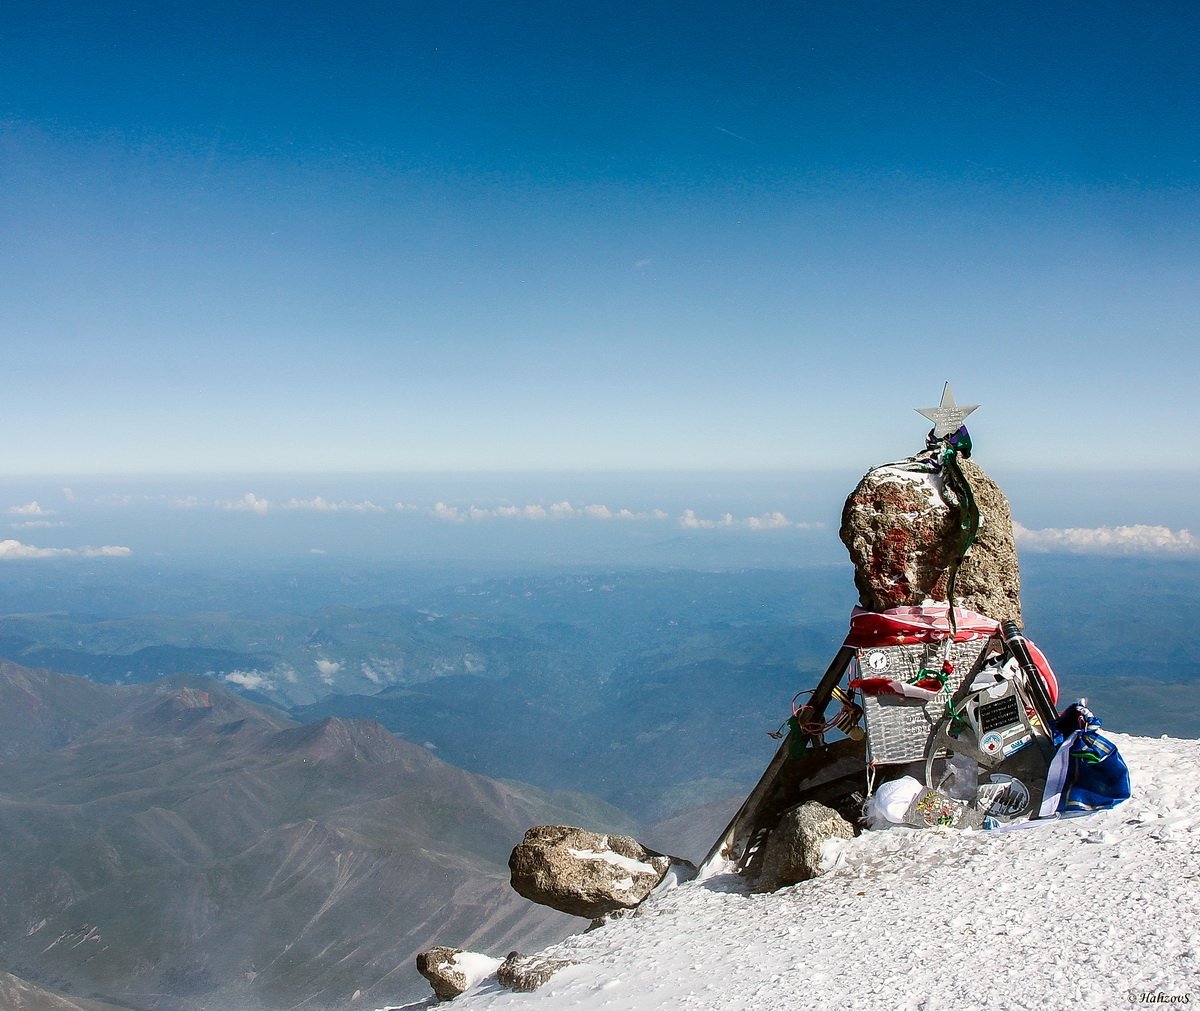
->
[839,457,1021,622]
[497,952,578,993]
[416,947,470,1001]
[755,801,854,892]
[509,825,694,919]
[415,947,502,1002]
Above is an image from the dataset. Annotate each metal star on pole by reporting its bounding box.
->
[916,382,979,438]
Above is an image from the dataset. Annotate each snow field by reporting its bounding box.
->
[425,733,1199,1011]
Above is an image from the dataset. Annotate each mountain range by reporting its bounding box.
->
[0,661,636,1010]
[0,554,1196,1008]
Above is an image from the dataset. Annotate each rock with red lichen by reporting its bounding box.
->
[839,457,1021,622]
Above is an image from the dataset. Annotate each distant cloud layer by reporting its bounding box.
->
[680,509,816,531]
[428,500,671,524]
[1014,522,1198,555]
[54,487,831,535]
[424,500,819,530]
[0,539,131,560]
[285,497,385,513]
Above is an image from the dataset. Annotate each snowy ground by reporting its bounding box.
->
[395,733,1199,1010]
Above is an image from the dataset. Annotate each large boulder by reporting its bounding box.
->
[509,825,692,919]
[755,800,854,892]
[839,456,1021,622]
[497,952,577,993]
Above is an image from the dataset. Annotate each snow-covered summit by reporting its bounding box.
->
[399,732,1199,1010]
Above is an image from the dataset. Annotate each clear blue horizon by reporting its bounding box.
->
[3,2,1198,475]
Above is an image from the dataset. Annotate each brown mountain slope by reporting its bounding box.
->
[0,664,633,1010]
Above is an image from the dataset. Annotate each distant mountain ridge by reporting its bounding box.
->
[0,635,274,688]
[3,562,1195,827]
[0,661,636,1010]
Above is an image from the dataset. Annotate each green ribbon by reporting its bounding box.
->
[785,714,808,758]
[932,426,978,640]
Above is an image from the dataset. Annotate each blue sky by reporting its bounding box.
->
[3,1,1198,476]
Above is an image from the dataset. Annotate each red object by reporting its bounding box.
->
[845,604,999,646]
[849,676,943,702]
[845,605,1059,706]
[1026,640,1059,706]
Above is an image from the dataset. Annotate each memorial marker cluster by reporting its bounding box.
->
[702,383,1131,883]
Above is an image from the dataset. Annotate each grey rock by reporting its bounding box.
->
[497,952,577,993]
[839,456,1021,622]
[415,946,469,1002]
[755,800,854,892]
[509,825,693,919]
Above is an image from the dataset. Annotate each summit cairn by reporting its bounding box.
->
[702,382,1130,886]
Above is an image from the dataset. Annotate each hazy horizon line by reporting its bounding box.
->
[4,464,1199,480]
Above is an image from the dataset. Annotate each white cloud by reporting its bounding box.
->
[8,501,53,516]
[745,511,793,530]
[0,539,74,559]
[1014,521,1199,555]
[315,659,342,676]
[360,663,383,685]
[220,492,269,514]
[432,501,463,522]
[618,507,669,521]
[81,545,133,557]
[224,670,272,691]
[11,520,66,530]
[62,487,76,502]
[285,496,385,513]
[680,509,735,529]
[309,547,327,555]
[0,539,131,560]
[315,659,342,684]
[171,496,201,509]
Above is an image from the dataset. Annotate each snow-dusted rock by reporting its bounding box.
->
[415,946,501,1002]
[755,800,854,891]
[508,825,692,919]
[496,952,577,993]
[840,457,1021,621]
